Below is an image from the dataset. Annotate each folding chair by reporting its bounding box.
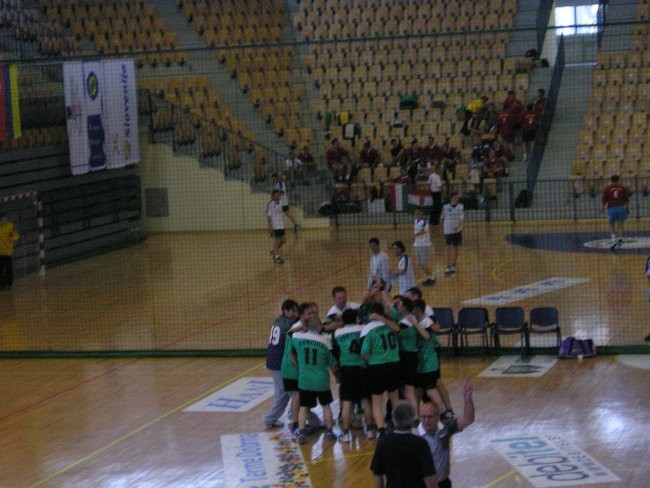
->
[527,307,562,356]
[432,307,456,355]
[491,306,528,356]
[456,307,489,354]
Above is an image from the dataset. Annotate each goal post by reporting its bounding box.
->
[0,191,45,277]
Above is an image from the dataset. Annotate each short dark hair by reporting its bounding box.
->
[282,299,299,312]
[369,237,379,245]
[369,302,385,316]
[331,286,346,297]
[298,302,317,315]
[342,308,358,324]
[611,175,620,182]
[406,286,423,299]
[413,299,427,313]
[392,240,406,253]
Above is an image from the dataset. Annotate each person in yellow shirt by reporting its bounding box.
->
[461,95,489,136]
[0,212,20,290]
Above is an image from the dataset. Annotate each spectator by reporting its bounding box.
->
[468,157,484,193]
[483,148,506,178]
[326,138,350,172]
[360,140,381,172]
[285,150,304,184]
[531,88,546,115]
[389,138,406,167]
[520,103,540,161]
[461,95,488,136]
[496,108,516,160]
[502,90,523,115]
[0,212,19,291]
[391,166,412,184]
[371,401,438,488]
[422,136,441,165]
[296,145,317,180]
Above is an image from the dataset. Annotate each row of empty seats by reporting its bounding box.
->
[0,126,66,152]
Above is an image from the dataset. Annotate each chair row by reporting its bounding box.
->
[432,306,561,357]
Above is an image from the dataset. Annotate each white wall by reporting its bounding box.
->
[139,140,328,232]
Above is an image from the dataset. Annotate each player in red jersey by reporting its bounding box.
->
[601,175,629,250]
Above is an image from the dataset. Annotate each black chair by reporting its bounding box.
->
[432,307,456,355]
[456,307,490,354]
[492,306,528,356]
[527,307,562,355]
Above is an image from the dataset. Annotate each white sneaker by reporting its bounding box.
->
[338,430,352,442]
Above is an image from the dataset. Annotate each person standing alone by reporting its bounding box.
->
[0,212,19,291]
[601,175,629,251]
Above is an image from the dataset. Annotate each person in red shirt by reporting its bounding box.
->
[326,139,350,172]
[601,175,629,250]
[496,110,516,160]
[296,145,317,180]
[520,104,540,161]
[359,140,380,171]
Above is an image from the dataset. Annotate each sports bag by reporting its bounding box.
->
[559,336,596,358]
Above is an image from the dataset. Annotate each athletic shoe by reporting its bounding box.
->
[294,224,301,231]
[444,266,454,275]
[376,427,387,439]
[422,278,436,286]
[274,256,284,264]
[609,241,618,251]
[645,334,650,342]
[366,426,377,440]
[338,430,352,442]
[450,265,456,273]
[296,430,307,444]
[324,430,337,441]
[291,423,301,436]
[616,238,623,249]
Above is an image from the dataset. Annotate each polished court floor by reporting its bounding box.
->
[1,221,649,487]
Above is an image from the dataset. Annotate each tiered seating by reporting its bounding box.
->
[138,76,255,160]
[180,0,312,150]
[0,0,83,56]
[39,0,186,66]
[296,1,527,150]
[0,126,67,152]
[572,45,650,195]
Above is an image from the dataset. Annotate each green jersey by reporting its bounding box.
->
[280,330,299,380]
[291,330,336,391]
[360,320,400,365]
[397,318,419,352]
[333,324,365,367]
[416,317,440,373]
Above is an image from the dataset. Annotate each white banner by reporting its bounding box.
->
[64,59,139,175]
[490,435,620,487]
[463,277,588,306]
[102,59,139,169]
[82,61,107,172]
[183,377,275,413]
[63,62,89,175]
[479,355,558,378]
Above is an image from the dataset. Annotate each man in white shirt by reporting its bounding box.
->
[427,165,443,225]
[413,207,435,286]
[368,237,392,291]
[392,240,416,295]
[267,190,286,264]
[285,150,304,184]
[440,192,464,275]
[326,285,360,330]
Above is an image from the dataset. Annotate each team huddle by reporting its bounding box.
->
[264,272,476,486]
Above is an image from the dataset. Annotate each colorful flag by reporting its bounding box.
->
[0,64,22,141]
[388,183,408,211]
[407,187,433,210]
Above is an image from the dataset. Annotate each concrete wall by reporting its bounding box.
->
[139,140,329,232]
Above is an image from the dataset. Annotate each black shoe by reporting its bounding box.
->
[294,224,301,231]
[645,334,650,342]
[422,278,435,286]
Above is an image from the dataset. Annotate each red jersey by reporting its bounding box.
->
[496,111,516,136]
[601,183,628,208]
[520,110,539,131]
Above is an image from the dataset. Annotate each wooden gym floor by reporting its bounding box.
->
[1,221,649,487]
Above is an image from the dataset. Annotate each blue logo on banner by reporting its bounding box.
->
[85,71,106,170]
